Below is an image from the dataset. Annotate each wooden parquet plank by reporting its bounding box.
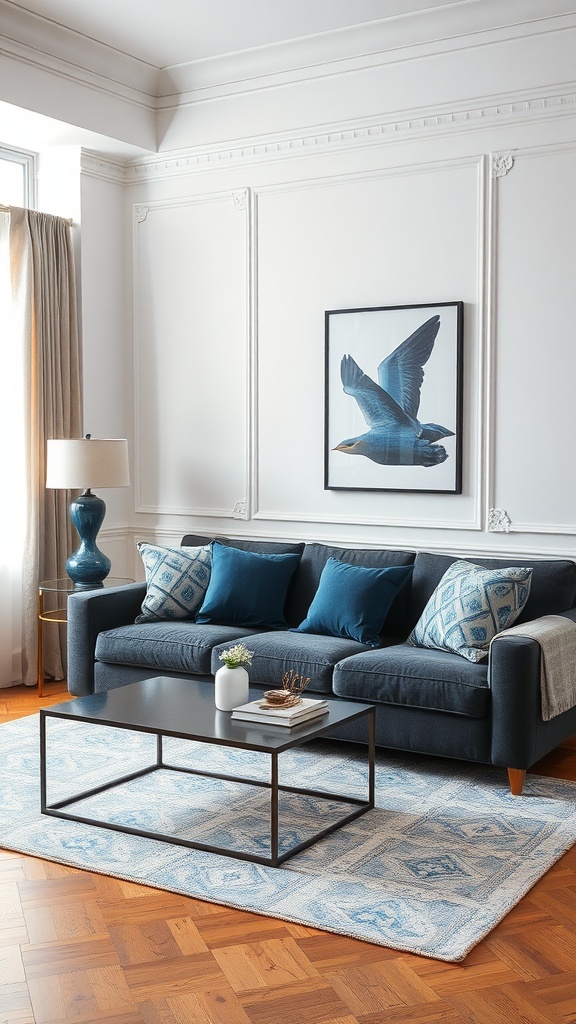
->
[323,960,439,1016]
[0,881,29,950]
[528,971,576,1022]
[123,952,229,1001]
[99,891,194,926]
[18,876,98,909]
[213,936,320,992]
[409,957,524,997]
[530,886,576,931]
[486,923,576,980]
[107,919,186,967]
[168,987,256,1023]
[239,976,353,1024]
[0,944,26,986]
[297,933,399,968]
[0,980,35,1023]
[24,900,109,946]
[166,916,209,955]
[358,1001,465,1023]
[484,898,559,937]
[0,854,27,882]
[22,935,119,979]
[448,981,565,1024]
[194,908,294,948]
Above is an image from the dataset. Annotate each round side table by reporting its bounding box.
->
[37,577,134,696]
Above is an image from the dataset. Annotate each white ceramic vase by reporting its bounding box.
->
[214,664,249,711]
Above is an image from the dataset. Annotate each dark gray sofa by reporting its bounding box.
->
[66,534,576,795]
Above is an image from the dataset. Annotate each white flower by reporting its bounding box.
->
[219,643,254,669]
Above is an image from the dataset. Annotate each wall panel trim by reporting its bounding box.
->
[252,155,487,533]
[132,189,250,518]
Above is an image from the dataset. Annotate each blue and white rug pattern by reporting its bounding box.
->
[1,714,576,961]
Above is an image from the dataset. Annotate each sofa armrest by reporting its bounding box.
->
[489,634,542,769]
[489,607,576,769]
[67,583,146,696]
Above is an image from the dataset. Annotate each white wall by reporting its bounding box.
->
[77,160,131,576]
[124,16,576,573]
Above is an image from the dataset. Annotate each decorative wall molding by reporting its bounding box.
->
[232,500,248,520]
[487,141,576,541]
[250,156,486,534]
[155,6,576,109]
[128,89,576,181]
[80,151,129,184]
[491,520,576,537]
[232,190,248,211]
[4,0,574,122]
[132,189,251,519]
[252,510,482,531]
[488,508,512,532]
[135,504,238,519]
[124,524,576,564]
[0,0,158,100]
[492,152,515,178]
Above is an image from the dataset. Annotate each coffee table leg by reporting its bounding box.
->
[157,734,163,767]
[271,752,279,867]
[40,711,47,811]
[368,708,375,808]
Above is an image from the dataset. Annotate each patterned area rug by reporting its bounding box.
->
[1,714,576,962]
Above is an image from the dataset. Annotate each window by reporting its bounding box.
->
[0,145,37,208]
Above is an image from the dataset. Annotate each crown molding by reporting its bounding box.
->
[80,150,130,184]
[127,86,576,181]
[156,4,576,109]
[0,0,158,103]
[2,0,575,116]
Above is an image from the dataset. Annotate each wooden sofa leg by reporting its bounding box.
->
[507,768,526,796]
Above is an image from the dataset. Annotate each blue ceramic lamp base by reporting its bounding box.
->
[66,490,111,587]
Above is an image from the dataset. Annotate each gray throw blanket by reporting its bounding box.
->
[491,615,576,721]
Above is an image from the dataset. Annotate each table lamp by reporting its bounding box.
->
[46,434,130,587]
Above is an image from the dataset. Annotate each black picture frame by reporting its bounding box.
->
[324,301,463,494]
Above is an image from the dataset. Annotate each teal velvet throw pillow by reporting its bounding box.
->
[293,558,413,647]
[195,542,301,628]
[136,543,212,623]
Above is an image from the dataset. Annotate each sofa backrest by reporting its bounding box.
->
[181,535,415,636]
[408,552,576,634]
[181,534,305,557]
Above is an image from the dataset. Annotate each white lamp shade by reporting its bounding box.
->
[46,438,130,490]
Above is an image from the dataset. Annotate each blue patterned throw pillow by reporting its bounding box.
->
[136,543,212,623]
[408,559,532,662]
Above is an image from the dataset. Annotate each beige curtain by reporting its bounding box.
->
[1,207,81,686]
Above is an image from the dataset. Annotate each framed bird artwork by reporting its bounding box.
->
[324,301,463,493]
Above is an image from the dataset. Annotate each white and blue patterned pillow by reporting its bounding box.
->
[136,543,212,623]
[408,560,533,662]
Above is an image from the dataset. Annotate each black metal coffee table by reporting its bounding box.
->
[40,676,375,867]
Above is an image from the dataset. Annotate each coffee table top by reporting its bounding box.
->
[46,677,374,753]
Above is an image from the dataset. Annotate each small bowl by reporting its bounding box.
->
[262,689,302,707]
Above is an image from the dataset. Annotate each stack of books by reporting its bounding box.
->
[231,696,329,727]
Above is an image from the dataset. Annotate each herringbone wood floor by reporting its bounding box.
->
[2,684,576,1024]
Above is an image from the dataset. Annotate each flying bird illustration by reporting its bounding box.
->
[334,315,454,468]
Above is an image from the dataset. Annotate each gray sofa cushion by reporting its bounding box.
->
[212,630,374,694]
[333,643,489,717]
[95,622,262,677]
[407,552,576,633]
